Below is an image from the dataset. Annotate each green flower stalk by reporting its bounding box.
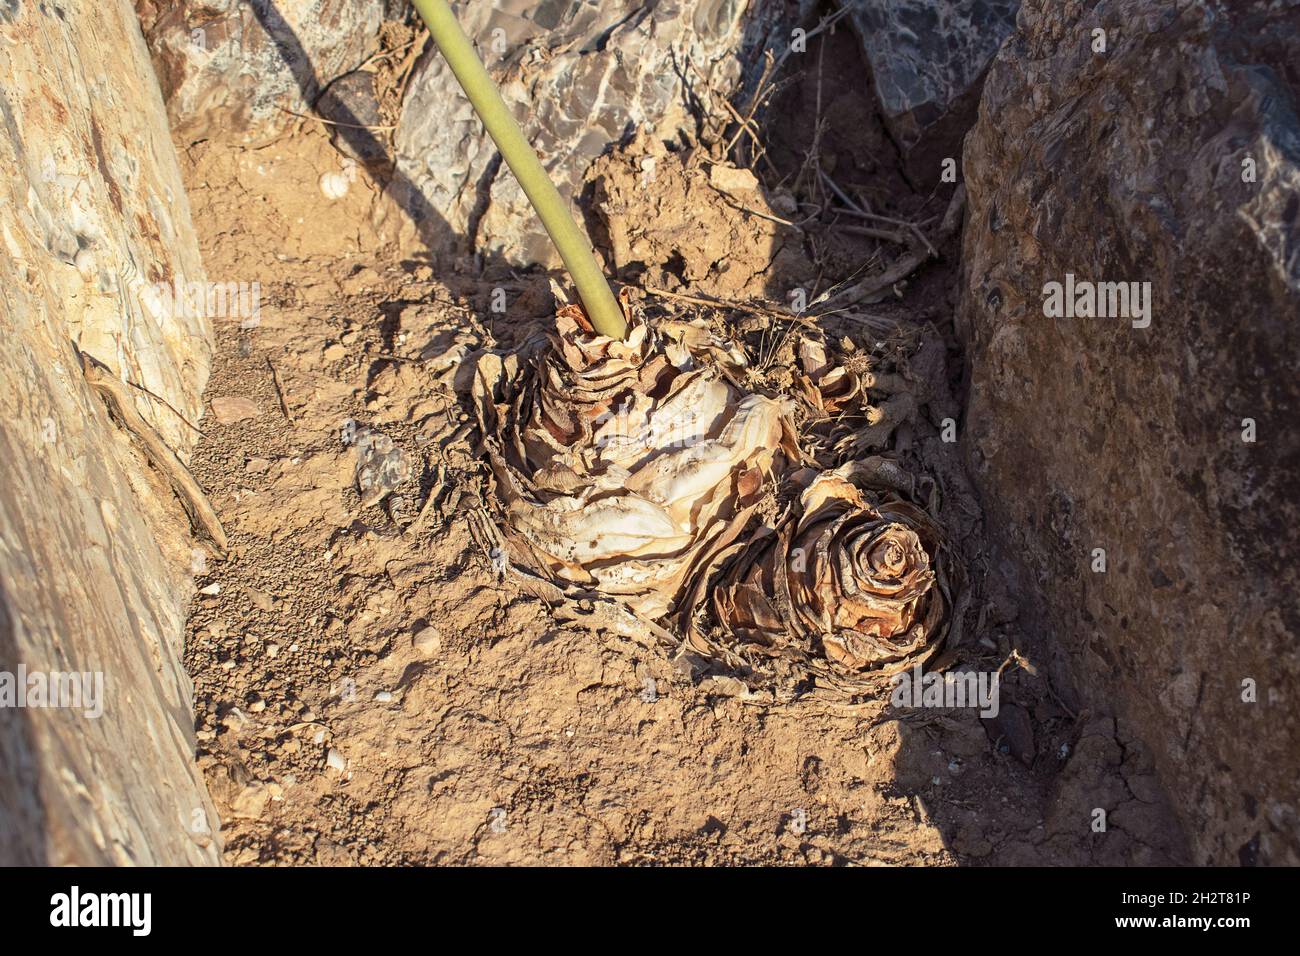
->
[408,0,628,339]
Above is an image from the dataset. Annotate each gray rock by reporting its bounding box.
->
[134,0,385,144]
[317,70,388,165]
[958,0,1300,865]
[838,0,1019,187]
[388,0,751,265]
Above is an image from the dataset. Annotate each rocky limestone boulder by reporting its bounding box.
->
[0,0,219,864]
[387,0,752,266]
[134,0,385,144]
[959,0,1300,865]
[839,0,1020,187]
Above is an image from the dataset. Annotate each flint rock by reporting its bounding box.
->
[317,69,388,165]
[387,0,751,266]
[134,0,386,144]
[838,0,1019,187]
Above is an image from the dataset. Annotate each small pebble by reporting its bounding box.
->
[412,626,442,656]
[373,691,393,703]
[708,163,760,196]
[199,582,221,595]
[326,748,347,772]
[319,170,351,200]
[267,643,280,659]
[208,396,259,424]
[246,587,276,611]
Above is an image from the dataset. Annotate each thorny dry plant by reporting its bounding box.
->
[421,280,964,704]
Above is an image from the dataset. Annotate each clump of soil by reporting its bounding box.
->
[588,132,814,299]
[175,15,1187,865]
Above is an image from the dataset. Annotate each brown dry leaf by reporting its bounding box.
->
[795,335,867,414]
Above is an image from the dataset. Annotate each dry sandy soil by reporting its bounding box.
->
[175,27,1188,866]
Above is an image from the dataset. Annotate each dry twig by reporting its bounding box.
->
[79,351,227,552]
[814,186,966,309]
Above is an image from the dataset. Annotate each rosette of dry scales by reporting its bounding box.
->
[791,332,920,464]
[470,290,797,619]
[681,461,953,681]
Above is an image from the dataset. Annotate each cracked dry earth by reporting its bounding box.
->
[177,121,1188,867]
